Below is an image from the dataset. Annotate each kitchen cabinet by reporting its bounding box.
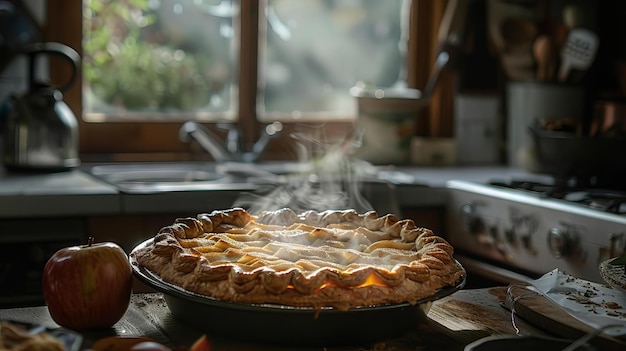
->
[87,215,182,253]
[0,217,87,308]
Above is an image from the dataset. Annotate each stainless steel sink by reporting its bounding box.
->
[92,166,222,183]
[84,161,313,193]
[83,160,402,215]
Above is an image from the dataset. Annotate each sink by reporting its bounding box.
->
[94,167,222,183]
[83,160,401,215]
[86,162,230,193]
[84,161,313,193]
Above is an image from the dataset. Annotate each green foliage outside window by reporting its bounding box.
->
[83,0,215,112]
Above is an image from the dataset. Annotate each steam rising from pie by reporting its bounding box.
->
[233,126,378,214]
[131,208,466,311]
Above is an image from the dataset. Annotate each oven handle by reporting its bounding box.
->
[456,254,536,285]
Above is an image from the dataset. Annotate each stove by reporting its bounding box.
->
[445,178,626,285]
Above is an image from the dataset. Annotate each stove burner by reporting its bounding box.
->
[490,180,558,197]
[564,190,626,214]
[490,180,626,215]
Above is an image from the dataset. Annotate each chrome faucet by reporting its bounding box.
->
[179,121,283,163]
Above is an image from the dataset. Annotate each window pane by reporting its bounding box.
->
[82,0,239,121]
[259,0,409,120]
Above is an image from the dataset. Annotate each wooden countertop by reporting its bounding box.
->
[0,288,544,351]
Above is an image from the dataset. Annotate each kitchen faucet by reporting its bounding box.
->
[179,121,283,163]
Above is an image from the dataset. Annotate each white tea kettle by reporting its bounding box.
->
[2,42,80,171]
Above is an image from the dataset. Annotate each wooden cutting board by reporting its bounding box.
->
[426,286,546,345]
[506,284,626,351]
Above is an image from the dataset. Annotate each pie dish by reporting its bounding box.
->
[130,208,466,311]
[130,257,464,345]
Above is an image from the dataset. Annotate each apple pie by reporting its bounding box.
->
[131,208,465,311]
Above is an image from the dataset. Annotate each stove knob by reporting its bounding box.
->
[547,227,576,258]
[461,204,485,235]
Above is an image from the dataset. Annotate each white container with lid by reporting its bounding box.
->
[351,85,424,165]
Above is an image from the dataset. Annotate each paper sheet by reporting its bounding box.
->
[529,269,626,337]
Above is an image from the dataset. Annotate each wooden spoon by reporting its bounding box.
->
[533,35,555,81]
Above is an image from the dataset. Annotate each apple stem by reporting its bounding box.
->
[87,236,94,247]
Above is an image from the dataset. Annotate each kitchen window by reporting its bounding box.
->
[46,0,452,160]
[83,0,238,122]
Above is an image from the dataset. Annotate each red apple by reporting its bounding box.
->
[42,237,133,330]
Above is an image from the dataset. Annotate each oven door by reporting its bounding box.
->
[0,218,85,308]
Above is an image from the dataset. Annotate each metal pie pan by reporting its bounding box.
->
[130,239,466,346]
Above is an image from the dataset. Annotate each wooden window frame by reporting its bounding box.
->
[45,0,452,162]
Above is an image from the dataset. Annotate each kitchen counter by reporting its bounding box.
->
[0,288,545,351]
[0,164,551,218]
[0,168,119,218]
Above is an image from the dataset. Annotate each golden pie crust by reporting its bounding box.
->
[131,208,465,311]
